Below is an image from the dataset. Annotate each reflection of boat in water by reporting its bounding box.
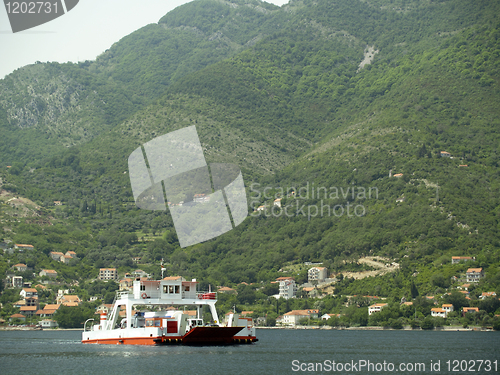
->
[82,274,257,345]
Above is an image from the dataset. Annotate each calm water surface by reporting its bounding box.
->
[0,329,498,374]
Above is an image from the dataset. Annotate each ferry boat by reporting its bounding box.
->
[82,276,257,345]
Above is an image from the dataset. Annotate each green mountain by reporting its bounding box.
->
[1,0,499,324]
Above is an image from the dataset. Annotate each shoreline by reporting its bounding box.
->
[257,325,494,332]
[0,327,83,331]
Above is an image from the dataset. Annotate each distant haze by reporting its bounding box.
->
[0,0,289,79]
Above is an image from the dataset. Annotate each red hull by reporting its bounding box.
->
[82,327,258,346]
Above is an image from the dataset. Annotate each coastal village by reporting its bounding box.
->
[1,242,498,330]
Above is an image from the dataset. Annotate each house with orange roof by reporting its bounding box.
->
[20,288,38,299]
[39,269,58,279]
[466,268,484,283]
[12,263,28,272]
[480,292,497,299]
[308,266,328,283]
[321,313,341,320]
[14,244,34,251]
[431,304,453,318]
[60,255,72,264]
[277,277,297,299]
[462,307,479,317]
[95,304,114,314]
[440,151,451,158]
[99,268,118,281]
[36,304,61,318]
[442,304,454,315]
[393,173,404,178]
[273,198,282,208]
[281,309,320,326]
[49,251,64,261]
[25,296,38,307]
[217,286,237,295]
[431,307,447,318]
[20,306,37,316]
[13,299,26,308]
[119,278,134,291]
[368,303,388,315]
[57,295,81,306]
[9,313,26,323]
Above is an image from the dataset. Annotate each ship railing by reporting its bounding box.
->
[115,290,131,299]
[196,292,217,300]
[83,318,94,332]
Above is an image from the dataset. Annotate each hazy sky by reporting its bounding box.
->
[0,0,289,79]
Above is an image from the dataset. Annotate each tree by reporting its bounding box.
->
[444,291,469,312]
[421,317,435,330]
[410,281,419,298]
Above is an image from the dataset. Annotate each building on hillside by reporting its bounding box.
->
[308,267,328,283]
[39,269,58,279]
[462,307,479,317]
[60,255,73,264]
[5,275,23,288]
[368,303,388,315]
[99,268,118,281]
[9,314,26,323]
[277,277,297,299]
[25,296,39,307]
[431,308,447,318]
[131,269,149,278]
[466,268,484,283]
[12,263,28,272]
[65,251,77,259]
[119,278,134,291]
[95,304,114,315]
[442,304,454,315]
[440,151,451,158]
[451,256,474,264]
[49,251,65,261]
[480,292,497,299]
[321,313,341,321]
[36,304,61,318]
[217,286,237,295]
[57,295,81,306]
[14,244,34,251]
[273,198,282,208]
[20,306,37,316]
[20,288,37,299]
[40,319,58,328]
[281,309,319,326]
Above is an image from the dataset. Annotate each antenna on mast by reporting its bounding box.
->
[161,258,166,279]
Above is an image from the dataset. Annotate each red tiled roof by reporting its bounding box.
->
[467,268,483,273]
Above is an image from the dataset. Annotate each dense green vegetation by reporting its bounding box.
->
[0,0,499,326]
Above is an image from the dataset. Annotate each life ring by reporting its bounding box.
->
[141,293,147,299]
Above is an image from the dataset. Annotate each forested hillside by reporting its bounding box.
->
[1,0,499,327]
